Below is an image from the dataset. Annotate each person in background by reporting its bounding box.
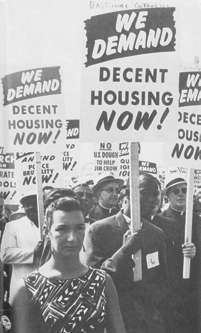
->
[0,196,11,243]
[192,188,201,217]
[12,189,126,333]
[42,185,54,204]
[88,175,123,223]
[154,177,201,333]
[83,172,168,333]
[0,194,40,304]
[1,259,13,333]
[73,181,95,223]
[9,207,25,222]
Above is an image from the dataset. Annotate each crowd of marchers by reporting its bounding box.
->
[0,172,201,333]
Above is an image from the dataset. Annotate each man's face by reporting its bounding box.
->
[140,182,161,218]
[74,184,94,217]
[98,181,120,208]
[23,198,38,224]
[167,183,187,211]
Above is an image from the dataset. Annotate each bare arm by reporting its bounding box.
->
[12,279,44,333]
[105,274,127,333]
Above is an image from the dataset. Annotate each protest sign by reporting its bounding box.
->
[118,142,130,178]
[118,141,158,179]
[165,68,201,167]
[15,151,65,198]
[70,141,160,182]
[164,166,187,183]
[163,165,201,194]
[1,66,69,153]
[93,142,119,175]
[81,1,179,142]
[62,143,80,187]
[0,146,16,204]
[65,142,120,185]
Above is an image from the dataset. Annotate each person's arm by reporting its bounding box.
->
[105,273,127,333]
[12,279,44,333]
[101,228,143,273]
[0,223,34,264]
[82,225,107,268]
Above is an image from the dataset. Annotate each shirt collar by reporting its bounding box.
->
[98,201,114,214]
[170,206,185,216]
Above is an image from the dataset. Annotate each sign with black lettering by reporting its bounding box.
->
[93,142,119,175]
[0,147,16,203]
[85,8,176,66]
[179,72,201,107]
[81,2,179,142]
[15,151,65,196]
[2,66,68,153]
[165,70,201,167]
[2,67,61,105]
[66,120,80,139]
[62,143,79,187]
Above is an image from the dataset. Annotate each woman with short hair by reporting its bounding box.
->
[12,190,126,333]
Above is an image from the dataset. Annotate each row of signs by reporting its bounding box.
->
[0,2,201,168]
[1,142,201,205]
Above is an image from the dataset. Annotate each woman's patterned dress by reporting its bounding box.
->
[25,267,107,333]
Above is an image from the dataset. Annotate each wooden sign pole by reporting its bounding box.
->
[129,142,142,281]
[35,152,45,240]
[183,168,194,279]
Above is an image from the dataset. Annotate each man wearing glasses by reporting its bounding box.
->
[88,175,123,223]
[163,177,188,216]
[154,177,201,333]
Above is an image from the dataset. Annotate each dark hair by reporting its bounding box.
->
[139,172,161,190]
[44,188,83,230]
[44,188,75,210]
[119,173,161,200]
[43,185,54,192]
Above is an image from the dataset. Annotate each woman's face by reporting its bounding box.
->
[49,210,85,257]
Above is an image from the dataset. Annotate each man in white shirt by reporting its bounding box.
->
[0,194,40,304]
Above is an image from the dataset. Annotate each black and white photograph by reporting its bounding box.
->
[1,0,201,332]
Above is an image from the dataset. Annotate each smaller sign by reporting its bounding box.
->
[146,251,159,269]
[66,120,80,139]
[0,147,16,203]
[179,71,201,107]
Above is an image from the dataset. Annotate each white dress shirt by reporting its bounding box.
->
[0,216,40,303]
